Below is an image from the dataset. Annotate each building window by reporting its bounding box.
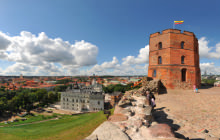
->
[181,56,185,64]
[67,98,68,101]
[76,99,78,103]
[72,99,74,102]
[98,101,100,105]
[181,41,184,49]
[181,68,187,82]
[153,70,156,77]
[158,56,162,64]
[159,42,162,49]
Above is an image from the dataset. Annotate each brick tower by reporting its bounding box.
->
[148,29,201,89]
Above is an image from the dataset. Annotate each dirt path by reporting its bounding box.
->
[153,87,220,139]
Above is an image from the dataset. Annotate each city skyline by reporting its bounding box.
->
[0,0,219,76]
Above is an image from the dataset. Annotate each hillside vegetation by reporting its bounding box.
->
[0,111,106,140]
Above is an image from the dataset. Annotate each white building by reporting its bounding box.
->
[61,82,104,112]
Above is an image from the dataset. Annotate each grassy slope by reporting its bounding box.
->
[0,114,57,127]
[0,111,106,140]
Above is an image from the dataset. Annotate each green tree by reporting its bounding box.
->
[35,89,48,102]
[0,98,7,115]
[48,91,56,103]
[54,85,68,92]
[8,96,20,113]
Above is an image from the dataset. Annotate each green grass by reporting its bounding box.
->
[0,114,58,127]
[0,111,107,140]
[110,108,115,115]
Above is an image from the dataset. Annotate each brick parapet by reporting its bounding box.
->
[149,29,196,38]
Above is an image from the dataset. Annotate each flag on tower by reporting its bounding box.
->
[174,21,184,24]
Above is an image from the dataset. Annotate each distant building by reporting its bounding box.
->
[60,81,104,112]
[216,77,220,81]
[20,74,23,79]
[214,81,220,87]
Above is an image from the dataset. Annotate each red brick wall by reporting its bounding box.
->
[148,29,201,89]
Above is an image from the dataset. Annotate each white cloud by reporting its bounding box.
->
[100,56,119,69]
[199,37,220,59]
[4,63,35,75]
[122,45,149,65]
[0,31,99,75]
[3,62,68,76]
[200,62,220,75]
[0,32,11,50]
[85,55,148,76]
[0,31,98,67]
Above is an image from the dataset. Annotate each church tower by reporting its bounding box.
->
[148,29,201,89]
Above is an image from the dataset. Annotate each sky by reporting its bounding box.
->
[0,0,219,76]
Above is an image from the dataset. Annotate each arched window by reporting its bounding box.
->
[181,41,184,49]
[72,99,74,102]
[159,42,162,49]
[153,70,156,77]
[181,68,187,82]
[158,56,162,64]
[181,56,185,64]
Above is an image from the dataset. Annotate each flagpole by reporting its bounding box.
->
[173,22,175,29]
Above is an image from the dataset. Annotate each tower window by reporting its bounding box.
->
[158,56,162,64]
[181,41,184,49]
[181,68,187,82]
[159,42,162,49]
[153,70,156,77]
[181,56,185,64]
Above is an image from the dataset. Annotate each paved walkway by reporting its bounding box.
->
[154,87,220,139]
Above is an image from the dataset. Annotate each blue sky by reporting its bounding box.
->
[0,0,219,76]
